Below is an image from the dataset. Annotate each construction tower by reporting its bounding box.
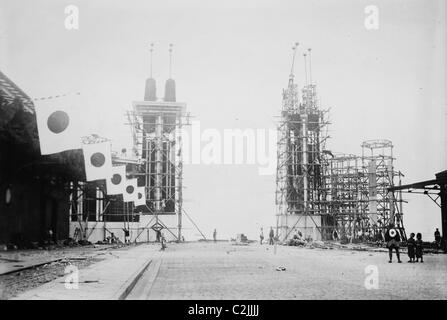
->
[276,45,330,241]
[275,45,405,242]
[128,44,188,241]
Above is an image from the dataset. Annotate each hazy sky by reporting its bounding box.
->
[1,0,446,240]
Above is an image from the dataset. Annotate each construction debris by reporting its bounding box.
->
[236,234,248,243]
[276,266,287,271]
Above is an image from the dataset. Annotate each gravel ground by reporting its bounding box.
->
[144,242,447,300]
[2,242,446,300]
[0,244,133,299]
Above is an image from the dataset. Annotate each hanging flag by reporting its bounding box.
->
[134,186,147,207]
[123,178,138,203]
[106,165,126,195]
[82,141,113,181]
[34,93,82,155]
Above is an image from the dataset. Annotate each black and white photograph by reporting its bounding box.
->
[0,0,446,306]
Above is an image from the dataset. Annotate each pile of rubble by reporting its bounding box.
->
[283,237,390,252]
[230,233,255,246]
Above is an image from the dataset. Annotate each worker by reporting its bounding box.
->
[110,233,117,244]
[46,229,54,245]
[434,228,441,249]
[122,228,130,244]
[269,227,275,245]
[385,224,402,263]
[213,229,217,242]
[407,233,416,263]
[415,232,424,262]
[160,232,167,251]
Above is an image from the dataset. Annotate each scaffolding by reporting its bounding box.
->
[322,153,364,240]
[360,139,405,238]
[67,135,141,242]
[275,46,330,241]
[276,46,405,242]
[66,45,206,244]
[66,105,189,243]
[127,100,188,241]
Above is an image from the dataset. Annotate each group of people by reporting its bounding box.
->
[387,226,444,263]
[385,224,424,263]
[259,227,276,245]
[257,223,440,264]
[106,232,119,244]
[406,232,424,263]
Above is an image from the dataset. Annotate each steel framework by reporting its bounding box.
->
[322,153,364,240]
[275,69,330,241]
[360,139,405,238]
[128,100,188,241]
[275,47,405,242]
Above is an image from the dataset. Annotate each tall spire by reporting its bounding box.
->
[303,52,308,86]
[307,48,312,85]
[169,43,173,79]
[164,43,176,102]
[150,43,154,78]
[289,42,299,81]
[144,43,157,101]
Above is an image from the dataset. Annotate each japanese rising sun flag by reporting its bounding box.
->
[34,94,82,155]
[134,186,147,207]
[123,178,138,203]
[106,165,127,195]
[82,141,113,181]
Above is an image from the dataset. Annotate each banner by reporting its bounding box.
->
[123,178,138,203]
[134,186,147,207]
[106,165,126,195]
[82,141,113,181]
[34,94,82,155]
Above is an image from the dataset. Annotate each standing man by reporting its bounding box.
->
[213,229,217,242]
[160,232,167,251]
[385,223,402,263]
[122,227,130,244]
[47,229,54,245]
[269,227,275,245]
[259,227,264,245]
[434,228,441,248]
